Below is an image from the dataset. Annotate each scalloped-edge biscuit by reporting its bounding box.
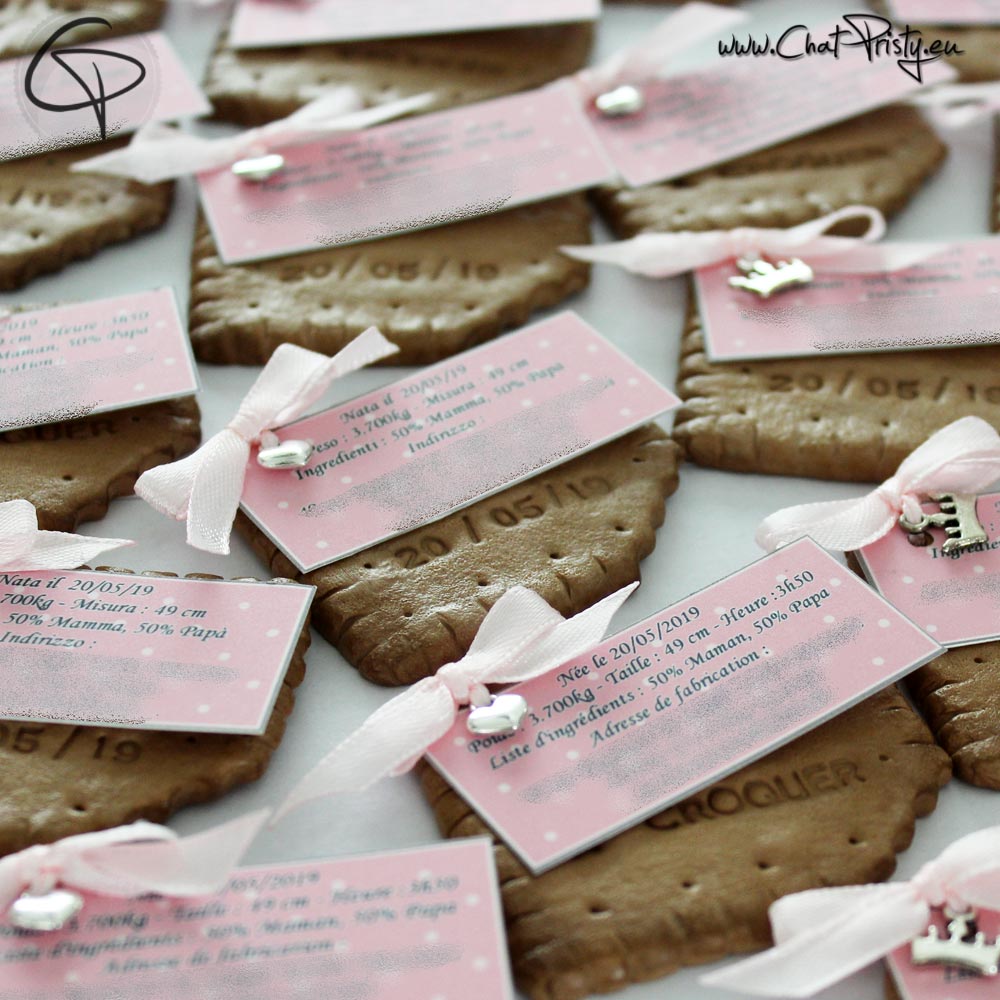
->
[189,197,592,366]
[673,295,1000,482]
[592,105,945,238]
[0,139,173,290]
[204,22,594,127]
[0,569,311,858]
[237,425,682,686]
[420,687,951,1000]
[0,398,201,532]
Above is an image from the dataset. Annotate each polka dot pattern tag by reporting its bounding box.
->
[0,569,314,734]
[424,539,941,874]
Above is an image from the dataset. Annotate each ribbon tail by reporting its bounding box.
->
[561,234,725,277]
[184,433,252,555]
[135,448,207,520]
[755,493,895,553]
[701,885,927,997]
[270,329,398,427]
[489,582,638,685]
[0,499,45,565]
[272,680,456,824]
[72,123,242,183]
[808,241,941,274]
[16,531,134,570]
[896,416,1000,497]
[76,810,271,898]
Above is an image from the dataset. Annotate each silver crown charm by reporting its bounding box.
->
[899,492,988,554]
[911,909,1000,976]
[728,256,814,298]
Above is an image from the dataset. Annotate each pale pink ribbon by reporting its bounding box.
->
[0,499,132,570]
[562,206,938,277]
[910,81,1000,127]
[756,416,1000,553]
[575,2,748,100]
[71,88,434,184]
[273,582,637,823]
[700,824,1000,997]
[0,810,269,915]
[135,329,398,555]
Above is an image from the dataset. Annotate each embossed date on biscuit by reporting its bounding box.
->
[383,475,612,570]
[761,372,1000,402]
[0,724,142,763]
[276,258,502,284]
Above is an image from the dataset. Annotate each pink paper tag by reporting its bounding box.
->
[0,571,314,733]
[425,539,941,873]
[197,82,614,263]
[0,838,513,1000]
[586,20,956,187]
[0,289,199,431]
[0,31,209,162]
[886,909,1000,999]
[241,311,678,573]
[694,239,1000,362]
[855,492,1000,648]
[887,0,1000,24]
[230,0,599,48]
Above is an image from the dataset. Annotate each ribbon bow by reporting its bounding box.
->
[0,810,269,916]
[273,582,637,823]
[0,499,132,570]
[575,2,748,101]
[562,206,936,278]
[700,825,1000,997]
[756,416,1000,553]
[72,88,434,184]
[135,329,398,555]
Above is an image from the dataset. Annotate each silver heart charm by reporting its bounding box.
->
[9,888,84,931]
[257,439,314,469]
[466,693,529,736]
[231,153,285,182]
[594,84,644,118]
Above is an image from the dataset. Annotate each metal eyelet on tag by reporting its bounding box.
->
[898,492,988,555]
[466,693,529,736]
[231,153,285,182]
[911,907,1000,976]
[594,84,644,118]
[8,888,84,931]
[256,439,314,469]
[728,257,814,298]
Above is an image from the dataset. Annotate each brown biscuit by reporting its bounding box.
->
[0,0,165,59]
[843,551,1000,791]
[673,296,1000,482]
[237,425,681,686]
[0,139,173,290]
[593,106,945,238]
[0,399,201,532]
[204,22,594,127]
[913,27,1000,81]
[420,687,951,1000]
[0,569,309,857]
[871,1,1000,82]
[189,197,591,366]
[905,642,1000,789]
